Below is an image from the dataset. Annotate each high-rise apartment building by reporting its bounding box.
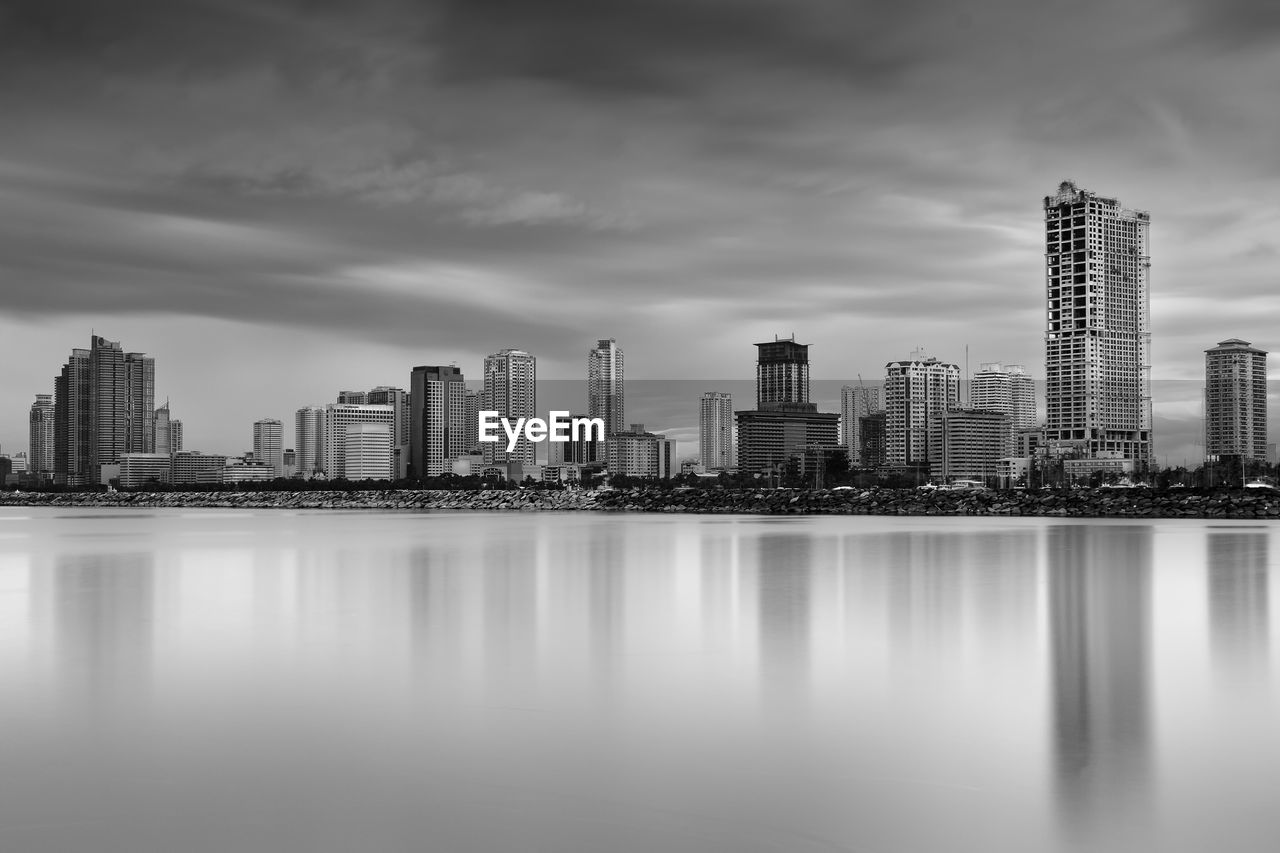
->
[970,363,1036,430]
[588,338,625,436]
[482,349,536,466]
[169,419,183,452]
[699,391,734,471]
[124,350,155,454]
[1044,181,1152,465]
[253,418,284,476]
[28,394,55,475]
[840,385,881,466]
[884,356,960,467]
[1204,339,1268,463]
[295,406,325,478]
[53,336,155,485]
[409,366,468,478]
[606,424,675,479]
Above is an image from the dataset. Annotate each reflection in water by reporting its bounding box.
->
[35,552,155,724]
[1049,525,1152,849]
[751,533,812,713]
[1206,532,1270,687]
[8,510,1280,852]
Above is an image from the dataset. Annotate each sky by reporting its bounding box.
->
[3,0,1280,464]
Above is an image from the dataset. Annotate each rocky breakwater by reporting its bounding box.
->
[590,486,1280,519]
[0,489,599,511]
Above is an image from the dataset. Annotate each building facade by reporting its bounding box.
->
[482,349,536,466]
[884,356,960,467]
[295,406,325,478]
[343,423,393,480]
[323,404,395,479]
[119,453,172,489]
[53,336,155,485]
[736,338,839,473]
[840,384,881,466]
[1044,181,1153,466]
[970,363,1036,430]
[409,366,468,478]
[588,338,625,437]
[605,424,674,479]
[699,391,734,471]
[28,393,55,476]
[253,418,284,477]
[170,452,228,485]
[928,409,1011,483]
[1204,338,1268,463]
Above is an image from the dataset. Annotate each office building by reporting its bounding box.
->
[462,389,481,455]
[971,363,1036,430]
[171,451,228,485]
[884,356,960,467]
[699,391,734,471]
[323,404,395,479]
[1044,181,1152,466]
[588,338,625,437]
[168,418,183,452]
[253,418,284,477]
[343,423,393,480]
[1204,338,1268,463]
[840,384,881,466]
[29,393,55,475]
[337,390,368,405]
[482,349,536,466]
[736,338,840,473]
[282,448,297,478]
[409,366,468,477]
[366,386,410,478]
[295,406,325,478]
[119,453,172,489]
[929,409,1011,483]
[606,424,675,479]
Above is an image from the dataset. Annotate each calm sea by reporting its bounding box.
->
[0,508,1276,852]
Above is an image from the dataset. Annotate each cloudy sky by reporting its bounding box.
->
[2,0,1279,463]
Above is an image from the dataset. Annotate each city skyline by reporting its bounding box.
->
[3,1,1280,467]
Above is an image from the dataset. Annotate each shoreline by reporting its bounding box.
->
[2,486,1278,518]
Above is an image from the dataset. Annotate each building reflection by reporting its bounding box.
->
[1206,531,1270,688]
[750,531,813,714]
[1048,524,1152,846]
[33,552,156,725]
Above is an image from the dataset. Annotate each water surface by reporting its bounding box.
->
[0,508,1276,852]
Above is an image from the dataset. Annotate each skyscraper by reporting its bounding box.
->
[588,338,625,435]
[482,349,536,466]
[735,337,839,473]
[840,384,881,466]
[756,337,810,408]
[168,418,183,452]
[1044,181,1152,466]
[884,356,960,467]
[124,350,155,454]
[153,402,176,455]
[699,391,733,471]
[54,347,90,484]
[28,393,55,475]
[409,365,468,477]
[971,363,1036,430]
[1204,339,1268,464]
[295,406,325,478]
[53,335,153,485]
[253,418,284,476]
